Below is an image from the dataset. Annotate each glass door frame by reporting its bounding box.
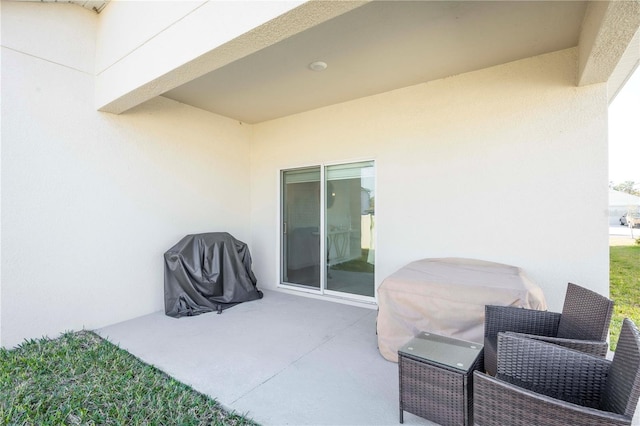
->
[279,165,324,295]
[279,160,376,304]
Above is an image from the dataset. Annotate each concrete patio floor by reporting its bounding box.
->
[96,290,435,425]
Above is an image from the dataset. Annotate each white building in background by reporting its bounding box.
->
[1,0,640,347]
[610,189,640,225]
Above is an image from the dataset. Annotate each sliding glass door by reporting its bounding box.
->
[281,161,375,300]
[281,167,321,289]
[325,161,375,298]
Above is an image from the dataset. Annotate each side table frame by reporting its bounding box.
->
[399,347,484,425]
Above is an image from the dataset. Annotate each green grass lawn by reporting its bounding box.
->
[331,249,374,273]
[610,245,640,351]
[0,331,256,425]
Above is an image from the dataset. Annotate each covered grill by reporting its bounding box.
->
[164,232,263,317]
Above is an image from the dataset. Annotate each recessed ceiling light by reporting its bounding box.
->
[309,61,328,72]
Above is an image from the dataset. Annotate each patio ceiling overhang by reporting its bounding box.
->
[14,0,109,14]
[96,1,640,124]
[579,0,640,102]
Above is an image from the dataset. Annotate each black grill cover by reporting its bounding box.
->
[164,232,263,317]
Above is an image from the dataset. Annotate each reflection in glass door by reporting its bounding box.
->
[281,161,375,300]
[281,167,321,289]
[325,161,375,298]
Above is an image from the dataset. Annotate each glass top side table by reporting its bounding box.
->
[398,331,484,426]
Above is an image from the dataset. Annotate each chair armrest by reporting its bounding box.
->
[497,332,611,408]
[509,333,609,357]
[484,305,561,338]
[473,371,632,426]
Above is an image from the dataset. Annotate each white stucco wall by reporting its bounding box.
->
[250,48,609,312]
[1,1,612,347]
[1,2,252,348]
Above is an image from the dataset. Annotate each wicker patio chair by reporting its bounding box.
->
[483,282,613,375]
[473,318,640,426]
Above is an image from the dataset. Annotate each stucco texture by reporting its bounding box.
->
[1,1,610,347]
[250,47,609,313]
[1,2,252,347]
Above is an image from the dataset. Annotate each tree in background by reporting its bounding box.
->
[610,181,640,197]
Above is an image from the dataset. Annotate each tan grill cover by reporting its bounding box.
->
[377,257,547,362]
